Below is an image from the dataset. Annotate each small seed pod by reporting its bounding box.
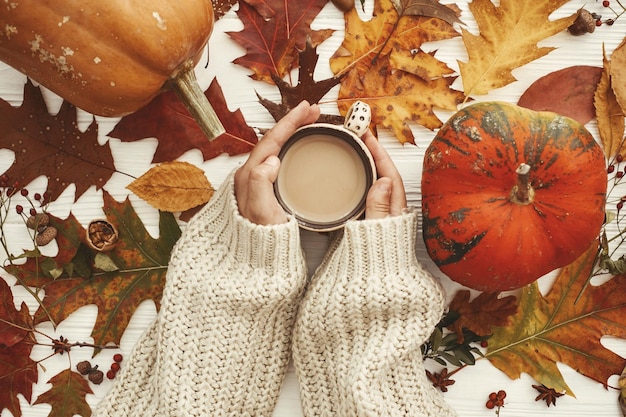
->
[88,369,104,385]
[35,226,58,246]
[86,220,119,252]
[26,213,49,230]
[568,8,596,35]
[76,360,93,375]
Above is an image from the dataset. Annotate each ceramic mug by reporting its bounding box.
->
[274,101,376,231]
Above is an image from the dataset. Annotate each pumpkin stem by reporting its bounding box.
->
[511,163,534,205]
[168,61,225,141]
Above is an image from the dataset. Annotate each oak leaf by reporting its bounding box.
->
[446,290,517,343]
[5,192,181,350]
[595,47,626,160]
[0,279,38,417]
[459,0,577,97]
[228,0,333,83]
[33,369,92,417]
[330,0,464,143]
[0,79,116,203]
[486,243,626,397]
[108,78,257,164]
[610,37,626,113]
[128,161,214,212]
[518,65,603,125]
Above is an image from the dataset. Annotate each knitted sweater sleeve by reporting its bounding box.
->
[293,211,457,417]
[93,170,308,417]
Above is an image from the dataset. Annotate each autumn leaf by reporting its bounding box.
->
[33,369,92,417]
[0,79,117,203]
[595,46,626,161]
[0,279,38,417]
[258,37,344,122]
[228,0,333,83]
[128,161,214,212]
[108,78,257,164]
[459,0,577,97]
[518,66,603,125]
[486,243,626,397]
[446,290,518,343]
[610,37,626,113]
[6,192,181,350]
[391,0,463,26]
[330,0,464,143]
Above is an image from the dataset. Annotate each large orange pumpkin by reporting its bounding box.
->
[421,101,606,291]
[0,0,223,139]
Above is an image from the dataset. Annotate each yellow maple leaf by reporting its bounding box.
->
[127,161,214,212]
[486,243,626,397]
[459,0,576,97]
[330,0,464,143]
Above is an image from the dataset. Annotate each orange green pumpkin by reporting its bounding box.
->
[421,101,606,291]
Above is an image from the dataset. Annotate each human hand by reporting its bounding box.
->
[361,131,407,219]
[234,101,321,225]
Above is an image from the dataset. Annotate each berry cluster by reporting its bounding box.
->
[486,390,507,415]
[607,154,626,213]
[107,353,124,380]
[595,0,625,26]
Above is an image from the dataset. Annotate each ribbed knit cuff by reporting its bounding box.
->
[184,170,304,279]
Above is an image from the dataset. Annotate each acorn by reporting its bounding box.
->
[76,360,93,375]
[35,226,57,246]
[568,8,596,35]
[88,369,104,385]
[26,213,49,230]
[331,0,355,12]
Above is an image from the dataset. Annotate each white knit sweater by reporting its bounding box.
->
[93,171,457,417]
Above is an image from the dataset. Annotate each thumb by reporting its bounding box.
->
[245,156,287,225]
[365,177,392,220]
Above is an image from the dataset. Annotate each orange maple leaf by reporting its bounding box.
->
[486,243,626,397]
[330,0,464,143]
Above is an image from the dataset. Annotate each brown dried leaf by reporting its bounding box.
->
[518,66,603,125]
[391,0,463,26]
[127,161,214,212]
[610,37,626,114]
[33,369,92,417]
[446,290,518,343]
[595,46,626,160]
[389,48,455,82]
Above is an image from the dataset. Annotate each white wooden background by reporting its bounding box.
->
[1,1,626,416]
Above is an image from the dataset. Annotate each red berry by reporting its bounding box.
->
[110,362,121,372]
[113,353,123,363]
[34,193,41,201]
[603,0,610,7]
[480,340,488,348]
[20,189,28,197]
[489,392,497,401]
[608,165,616,173]
[617,171,624,178]
[618,202,623,211]
[618,154,624,162]
[29,208,37,216]
[106,370,116,380]
[497,390,507,400]
[486,399,495,409]
[596,18,603,26]
[15,205,24,214]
